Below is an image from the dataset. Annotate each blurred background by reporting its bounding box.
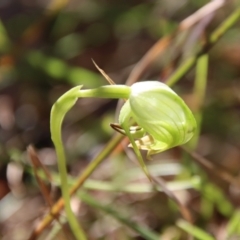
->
[0,0,240,239]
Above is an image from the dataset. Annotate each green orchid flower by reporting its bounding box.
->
[113,81,197,160]
[51,81,197,198]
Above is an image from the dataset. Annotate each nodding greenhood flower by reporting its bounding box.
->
[51,79,197,182]
[118,81,197,159]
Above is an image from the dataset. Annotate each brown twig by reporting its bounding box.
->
[27,145,53,207]
[182,146,240,187]
[27,145,70,239]
[152,176,193,223]
[92,59,116,85]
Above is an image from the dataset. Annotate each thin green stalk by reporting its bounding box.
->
[77,85,130,99]
[51,86,87,240]
[49,84,131,240]
[167,57,196,87]
[210,7,240,44]
[189,53,208,149]
[122,120,151,180]
[167,7,240,86]
[78,192,160,240]
[194,54,208,104]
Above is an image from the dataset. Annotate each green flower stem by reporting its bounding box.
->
[76,85,130,99]
[50,85,131,240]
[122,120,151,180]
[167,7,240,87]
[51,86,87,240]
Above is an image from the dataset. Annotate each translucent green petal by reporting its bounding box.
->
[129,81,197,154]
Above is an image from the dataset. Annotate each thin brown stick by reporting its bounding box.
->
[179,0,227,30]
[27,145,53,207]
[152,176,193,223]
[92,59,116,85]
[182,146,240,187]
[27,145,70,239]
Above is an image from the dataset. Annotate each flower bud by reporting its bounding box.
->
[119,81,197,158]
